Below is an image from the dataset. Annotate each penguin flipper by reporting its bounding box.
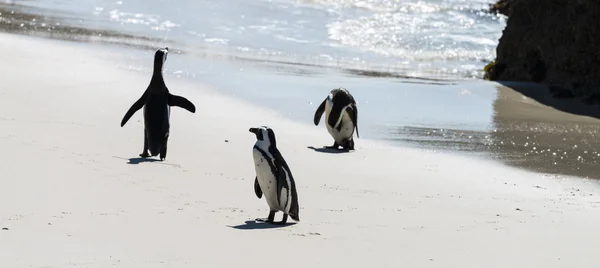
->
[274,154,296,217]
[313,98,327,126]
[281,158,300,222]
[276,164,285,206]
[254,176,262,199]
[168,94,196,113]
[348,104,359,138]
[121,91,147,127]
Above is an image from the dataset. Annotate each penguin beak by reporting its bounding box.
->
[249,127,258,134]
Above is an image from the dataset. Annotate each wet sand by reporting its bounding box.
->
[490,82,600,179]
[388,81,600,179]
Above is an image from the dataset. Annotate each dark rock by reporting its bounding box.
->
[483,60,507,81]
[549,85,575,99]
[489,0,515,17]
[485,0,600,101]
[582,92,600,105]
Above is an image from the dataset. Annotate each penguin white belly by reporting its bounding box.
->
[252,149,282,211]
[325,102,355,144]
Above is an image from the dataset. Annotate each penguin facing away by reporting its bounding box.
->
[313,88,360,151]
[120,47,196,161]
[249,126,300,225]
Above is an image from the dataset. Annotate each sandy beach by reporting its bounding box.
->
[1,33,600,267]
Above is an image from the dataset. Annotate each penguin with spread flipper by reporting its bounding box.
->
[120,47,196,160]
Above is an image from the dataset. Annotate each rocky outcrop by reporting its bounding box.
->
[485,0,600,104]
[488,0,514,16]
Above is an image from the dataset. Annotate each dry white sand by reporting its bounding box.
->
[1,33,600,267]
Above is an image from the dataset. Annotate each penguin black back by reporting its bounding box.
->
[326,88,358,132]
[120,47,196,160]
[313,88,360,150]
[314,88,359,131]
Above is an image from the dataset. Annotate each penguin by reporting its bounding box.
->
[313,87,360,151]
[120,47,196,161]
[249,126,300,225]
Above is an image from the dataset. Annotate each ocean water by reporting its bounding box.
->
[3,0,600,180]
[1,0,504,79]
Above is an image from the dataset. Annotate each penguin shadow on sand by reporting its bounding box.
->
[306,145,351,154]
[111,156,181,167]
[229,220,296,230]
[309,88,360,154]
[125,156,163,165]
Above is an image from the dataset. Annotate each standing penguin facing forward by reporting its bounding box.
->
[313,88,360,151]
[120,47,196,161]
[249,126,300,225]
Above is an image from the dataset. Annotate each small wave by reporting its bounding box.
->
[298,0,492,13]
[274,34,314,44]
[204,38,229,45]
[326,2,504,66]
[106,9,180,31]
[297,0,439,13]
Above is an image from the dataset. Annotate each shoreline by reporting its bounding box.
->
[1,32,600,267]
[5,22,600,181]
[16,25,600,181]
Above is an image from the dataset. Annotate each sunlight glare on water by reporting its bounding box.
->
[319,0,504,78]
[1,0,505,80]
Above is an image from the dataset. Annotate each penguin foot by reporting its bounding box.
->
[325,141,340,150]
[139,152,150,158]
[160,137,168,161]
[255,218,273,223]
[256,213,289,225]
[159,149,166,161]
[255,211,276,223]
[255,218,288,225]
[273,214,288,225]
[341,139,355,151]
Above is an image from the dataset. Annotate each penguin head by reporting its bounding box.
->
[249,126,277,148]
[154,47,169,73]
[155,47,168,60]
[327,88,343,105]
[329,87,350,101]
[327,87,355,108]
